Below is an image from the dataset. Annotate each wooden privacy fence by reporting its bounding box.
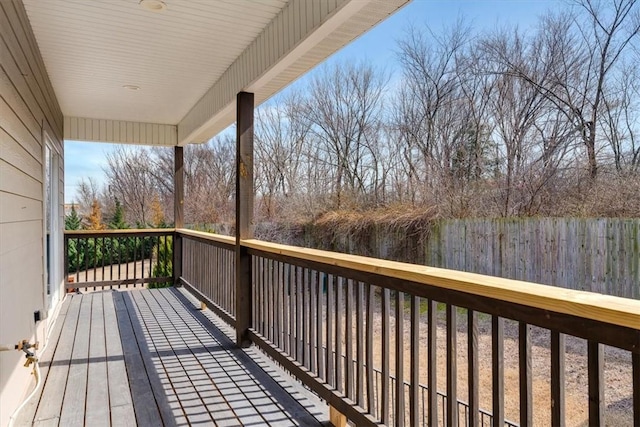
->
[301,218,640,299]
[426,218,640,299]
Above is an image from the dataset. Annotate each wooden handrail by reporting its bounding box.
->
[65,228,175,235]
[177,228,235,245]
[241,238,640,331]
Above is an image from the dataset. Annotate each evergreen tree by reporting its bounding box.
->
[109,198,128,229]
[65,204,81,230]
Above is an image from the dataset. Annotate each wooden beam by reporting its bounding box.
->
[235,91,254,347]
[173,146,184,285]
[174,146,184,228]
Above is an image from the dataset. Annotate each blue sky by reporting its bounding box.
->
[64,0,561,203]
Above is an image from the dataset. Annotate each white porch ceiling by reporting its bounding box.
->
[22,0,409,146]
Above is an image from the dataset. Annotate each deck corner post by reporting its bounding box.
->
[173,145,184,286]
[235,91,254,348]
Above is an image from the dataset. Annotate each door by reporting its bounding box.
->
[44,136,61,319]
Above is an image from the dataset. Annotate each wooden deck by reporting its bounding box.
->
[17,287,327,426]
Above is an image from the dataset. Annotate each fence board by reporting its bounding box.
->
[299,218,640,299]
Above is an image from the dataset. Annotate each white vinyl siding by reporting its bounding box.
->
[64,117,178,146]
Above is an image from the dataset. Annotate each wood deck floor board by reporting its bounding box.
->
[117,291,182,427]
[19,287,327,426]
[131,290,215,426]
[84,292,110,427]
[141,292,232,422]
[155,288,324,426]
[33,295,82,425]
[59,293,92,427]
[112,291,165,427]
[151,289,271,425]
[102,290,136,424]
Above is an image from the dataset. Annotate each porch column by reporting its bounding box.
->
[235,91,254,347]
[173,145,184,285]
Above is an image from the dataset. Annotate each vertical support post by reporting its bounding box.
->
[236,91,254,347]
[329,406,347,427]
[173,146,184,286]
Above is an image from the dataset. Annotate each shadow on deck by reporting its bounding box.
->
[17,287,327,426]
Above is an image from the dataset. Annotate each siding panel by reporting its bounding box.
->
[62,116,177,146]
[0,2,63,425]
[0,126,41,178]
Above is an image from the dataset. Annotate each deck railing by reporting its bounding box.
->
[240,237,639,427]
[64,229,173,290]
[64,228,640,426]
[178,229,236,323]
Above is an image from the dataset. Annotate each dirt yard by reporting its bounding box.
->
[365,304,634,426]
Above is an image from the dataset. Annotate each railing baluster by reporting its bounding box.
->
[447,304,457,427]
[132,236,137,287]
[273,261,279,346]
[551,331,565,427]
[493,316,504,427]
[316,270,324,380]
[410,295,419,427]
[428,299,437,427]
[141,236,145,283]
[163,233,168,279]
[327,274,334,387]
[101,237,106,286]
[381,287,390,425]
[346,278,354,400]
[117,236,121,284]
[84,236,90,284]
[125,236,130,284]
[297,267,304,362]
[336,276,343,393]
[588,341,604,426]
[469,310,479,427]
[310,268,317,373]
[75,237,81,285]
[356,281,365,407]
[633,353,639,427]
[281,261,286,349]
[262,257,267,336]
[366,283,375,415]
[396,291,405,427]
[278,261,284,348]
[283,262,290,354]
[519,322,531,427]
[302,267,309,368]
[93,237,97,285]
[108,236,113,283]
[289,263,295,356]
[268,259,274,343]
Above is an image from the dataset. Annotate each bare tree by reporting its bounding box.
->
[255,91,310,220]
[484,1,639,178]
[104,146,158,225]
[75,177,100,214]
[304,61,387,209]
